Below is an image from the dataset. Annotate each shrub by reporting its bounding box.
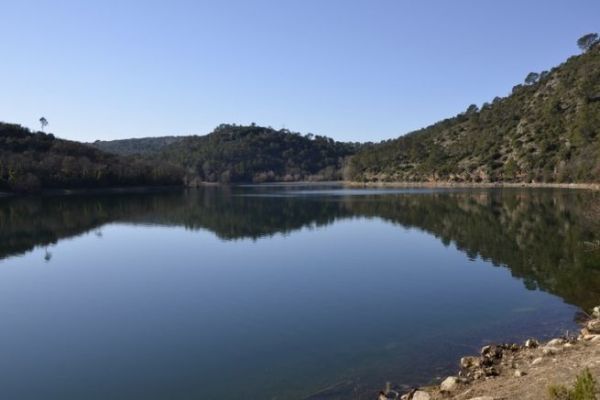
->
[548,369,597,400]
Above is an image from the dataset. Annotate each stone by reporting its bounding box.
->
[483,366,499,377]
[524,339,539,348]
[411,391,430,400]
[542,346,562,356]
[461,356,481,369]
[481,345,503,360]
[531,357,543,366]
[587,319,600,334]
[547,338,564,346]
[564,343,574,348]
[467,397,495,400]
[514,369,526,377]
[583,334,600,341]
[592,306,600,318]
[440,376,459,392]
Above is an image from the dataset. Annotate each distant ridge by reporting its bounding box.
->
[91,136,186,156]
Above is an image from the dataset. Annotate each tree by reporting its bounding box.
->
[39,117,48,132]
[577,33,599,52]
[525,72,540,85]
[466,104,479,114]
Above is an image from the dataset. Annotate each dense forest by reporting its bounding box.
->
[347,38,600,183]
[0,123,183,193]
[157,124,363,183]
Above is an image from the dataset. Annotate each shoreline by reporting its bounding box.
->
[343,181,600,191]
[381,308,600,400]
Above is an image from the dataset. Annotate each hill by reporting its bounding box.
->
[347,44,600,183]
[90,136,186,156]
[0,123,184,193]
[159,124,363,183]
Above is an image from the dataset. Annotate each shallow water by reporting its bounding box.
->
[0,185,599,399]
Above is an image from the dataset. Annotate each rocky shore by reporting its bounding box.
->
[345,181,600,191]
[379,307,600,400]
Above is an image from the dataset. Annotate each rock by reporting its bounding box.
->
[481,345,503,360]
[542,346,562,356]
[564,343,573,348]
[440,376,459,392]
[524,339,539,348]
[467,397,495,400]
[547,338,564,346]
[483,366,499,377]
[583,334,600,341]
[411,391,430,400]
[587,319,600,334]
[531,357,543,366]
[460,356,481,369]
[592,306,600,318]
[514,369,526,377]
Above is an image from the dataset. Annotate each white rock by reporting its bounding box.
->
[524,339,539,348]
[514,369,526,377]
[440,376,459,392]
[587,319,600,334]
[531,357,543,365]
[412,391,431,400]
[467,397,495,400]
[592,306,600,318]
[547,338,564,346]
[461,356,481,369]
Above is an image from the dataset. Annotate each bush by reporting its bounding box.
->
[548,369,597,400]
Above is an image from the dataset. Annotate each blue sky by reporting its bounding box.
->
[1,0,598,142]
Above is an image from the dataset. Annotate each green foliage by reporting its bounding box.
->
[578,33,599,52]
[159,124,363,183]
[348,45,600,183]
[525,72,540,85]
[548,369,597,400]
[0,123,184,193]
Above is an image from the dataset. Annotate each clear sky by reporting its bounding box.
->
[1,0,598,142]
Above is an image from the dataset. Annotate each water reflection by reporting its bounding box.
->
[1,187,599,310]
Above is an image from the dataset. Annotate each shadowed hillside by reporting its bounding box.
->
[0,123,184,193]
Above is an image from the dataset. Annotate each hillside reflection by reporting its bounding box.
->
[1,186,599,309]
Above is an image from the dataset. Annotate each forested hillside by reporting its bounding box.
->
[91,136,185,156]
[0,123,184,193]
[159,124,362,183]
[347,41,600,183]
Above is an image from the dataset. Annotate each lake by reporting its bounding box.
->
[0,185,599,399]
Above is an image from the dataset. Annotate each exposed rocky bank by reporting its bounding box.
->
[379,307,600,400]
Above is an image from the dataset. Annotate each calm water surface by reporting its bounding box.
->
[0,185,599,399]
